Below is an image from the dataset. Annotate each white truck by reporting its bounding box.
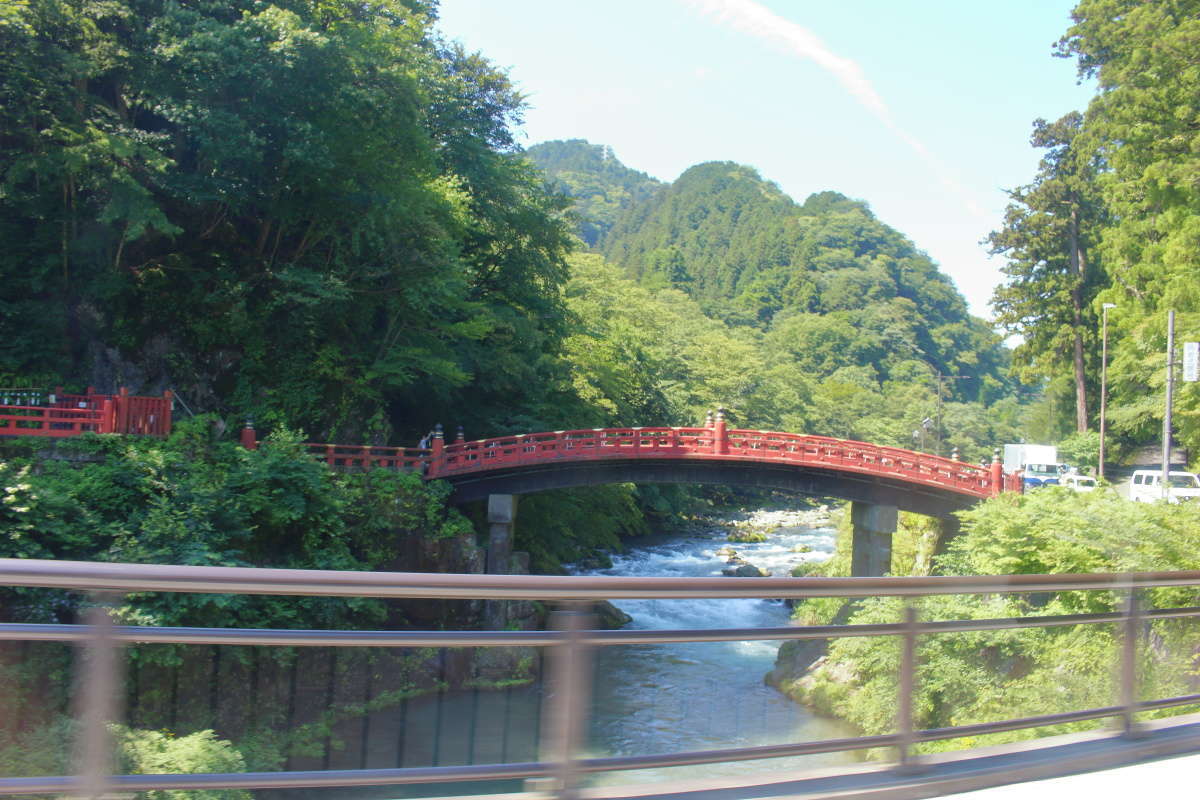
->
[1002,444,1068,488]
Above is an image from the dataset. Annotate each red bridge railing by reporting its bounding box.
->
[298,417,1016,499]
[428,426,1004,498]
[0,389,1016,498]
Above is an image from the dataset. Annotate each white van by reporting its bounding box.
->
[1129,470,1200,503]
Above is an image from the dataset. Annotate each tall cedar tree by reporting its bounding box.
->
[989,112,1104,433]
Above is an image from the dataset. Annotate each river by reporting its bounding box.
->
[275,509,855,798]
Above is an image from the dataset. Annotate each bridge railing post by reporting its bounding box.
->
[98,399,115,435]
[989,448,1003,496]
[240,421,258,451]
[713,407,728,455]
[161,390,173,436]
[1119,581,1141,737]
[428,423,444,477]
[73,594,124,799]
[531,603,594,799]
[897,603,918,770]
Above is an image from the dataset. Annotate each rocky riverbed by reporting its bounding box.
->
[707,506,836,576]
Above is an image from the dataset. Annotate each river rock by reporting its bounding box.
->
[726,528,768,543]
[715,545,739,558]
[764,601,856,698]
[722,563,770,577]
[594,600,633,629]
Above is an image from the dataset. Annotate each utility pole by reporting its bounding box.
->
[932,370,969,457]
[1162,310,1176,500]
[1099,302,1116,481]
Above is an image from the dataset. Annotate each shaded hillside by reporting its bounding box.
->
[525,140,662,246]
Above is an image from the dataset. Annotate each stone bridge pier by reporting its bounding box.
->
[483,494,536,633]
[850,501,897,577]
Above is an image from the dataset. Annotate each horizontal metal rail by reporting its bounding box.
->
[4,558,1199,599]
[7,604,1199,648]
[1,559,1199,799]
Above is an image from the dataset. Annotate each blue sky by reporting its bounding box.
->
[435,0,1096,319]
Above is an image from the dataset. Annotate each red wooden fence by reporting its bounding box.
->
[0,387,172,438]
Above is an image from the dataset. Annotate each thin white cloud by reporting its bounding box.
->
[681,0,986,219]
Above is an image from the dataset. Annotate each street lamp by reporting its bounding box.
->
[1099,302,1116,481]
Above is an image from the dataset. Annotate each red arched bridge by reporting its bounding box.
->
[0,389,1019,519]
[293,415,1020,519]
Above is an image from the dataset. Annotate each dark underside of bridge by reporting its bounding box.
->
[443,458,978,518]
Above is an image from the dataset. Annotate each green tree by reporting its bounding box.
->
[0,0,573,443]
[989,112,1105,434]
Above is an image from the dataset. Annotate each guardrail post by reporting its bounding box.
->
[532,603,594,800]
[897,603,918,769]
[73,594,124,799]
[1119,585,1141,737]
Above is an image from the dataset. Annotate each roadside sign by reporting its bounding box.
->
[1185,342,1200,382]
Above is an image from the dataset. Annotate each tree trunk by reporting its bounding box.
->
[1069,207,1088,433]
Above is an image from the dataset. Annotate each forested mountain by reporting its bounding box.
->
[532,142,1011,409]
[525,140,662,247]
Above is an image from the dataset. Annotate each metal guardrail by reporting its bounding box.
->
[1,559,1199,798]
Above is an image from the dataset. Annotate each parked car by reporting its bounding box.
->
[1060,474,1097,492]
[1128,469,1200,503]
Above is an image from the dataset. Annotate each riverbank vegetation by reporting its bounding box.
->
[775,490,1200,754]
